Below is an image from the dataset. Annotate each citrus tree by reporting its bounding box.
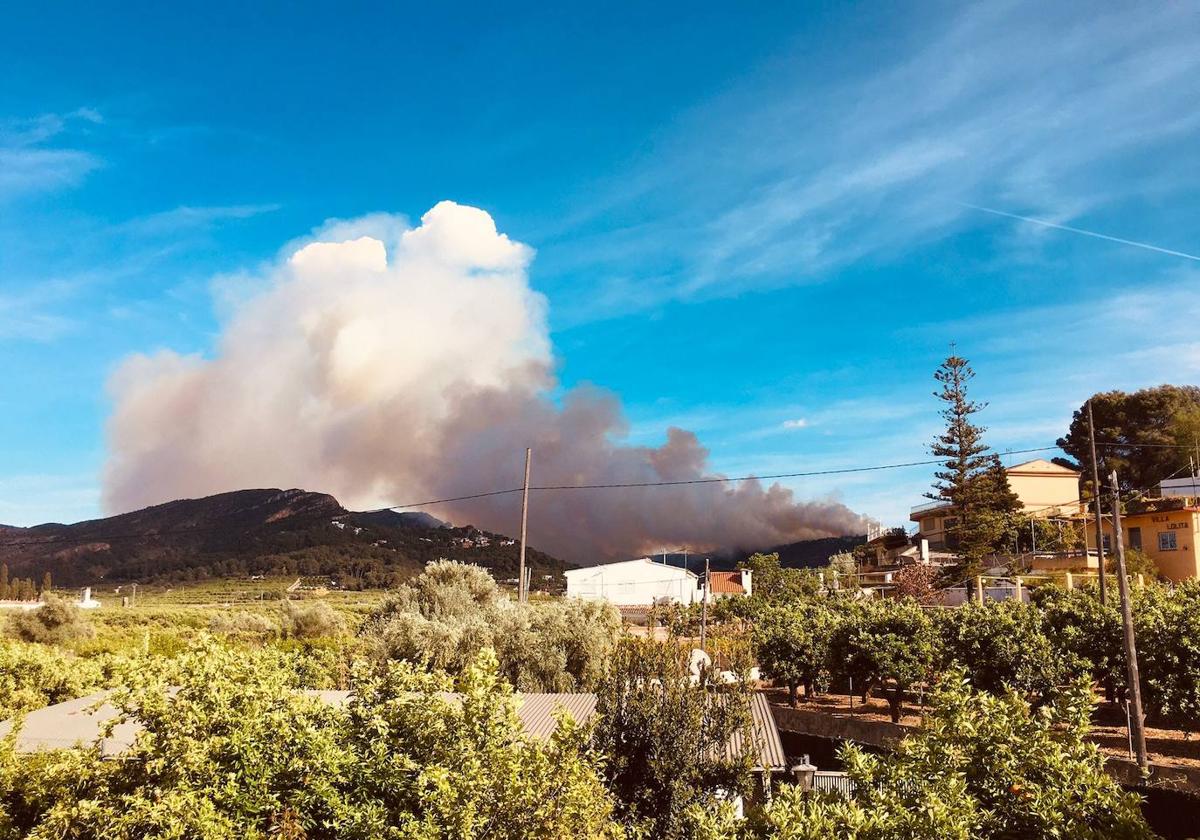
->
[935,600,1082,703]
[828,599,935,722]
[753,601,835,705]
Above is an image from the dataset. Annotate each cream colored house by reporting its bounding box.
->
[910,459,1082,550]
[1085,506,1200,582]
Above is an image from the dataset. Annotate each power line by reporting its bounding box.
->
[360,446,1064,511]
[0,441,1192,550]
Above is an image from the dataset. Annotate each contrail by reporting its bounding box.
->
[961,203,1200,262]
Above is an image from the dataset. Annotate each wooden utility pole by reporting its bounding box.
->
[699,557,710,652]
[518,447,532,603]
[1110,469,1148,771]
[1088,400,1108,604]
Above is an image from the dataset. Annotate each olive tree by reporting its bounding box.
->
[7,595,94,646]
[362,561,621,692]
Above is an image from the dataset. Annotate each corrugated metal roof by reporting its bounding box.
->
[1,688,785,770]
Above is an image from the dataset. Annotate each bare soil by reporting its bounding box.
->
[765,688,1200,769]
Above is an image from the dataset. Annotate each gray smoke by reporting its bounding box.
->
[103,202,865,562]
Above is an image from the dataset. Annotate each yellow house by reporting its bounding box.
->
[911,459,1082,550]
[1085,506,1200,582]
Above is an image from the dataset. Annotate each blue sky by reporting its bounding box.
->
[2,0,1198,532]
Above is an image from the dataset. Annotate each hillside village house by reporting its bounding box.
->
[1083,478,1200,582]
[706,569,753,599]
[866,458,1200,583]
[909,459,1084,551]
[564,559,753,606]
[864,459,1085,570]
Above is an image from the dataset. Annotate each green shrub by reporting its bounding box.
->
[0,640,105,718]
[280,599,345,639]
[7,596,94,645]
[362,561,621,691]
[209,610,279,643]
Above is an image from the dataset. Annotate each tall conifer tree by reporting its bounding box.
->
[928,355,1020,580]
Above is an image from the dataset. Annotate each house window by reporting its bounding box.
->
[1102,534,1111,552]
[1128,527,1142,551]
[1158,531,1178,551]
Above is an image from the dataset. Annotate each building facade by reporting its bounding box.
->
[1086,505,1200,582]
[910,459,1082,550]
[563,558,700,605]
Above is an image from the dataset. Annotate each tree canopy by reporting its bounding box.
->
[1056,385,1200,495]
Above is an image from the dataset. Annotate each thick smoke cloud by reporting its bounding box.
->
[104,202,865,562]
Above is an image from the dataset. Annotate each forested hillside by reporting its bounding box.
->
[0,488,566,587]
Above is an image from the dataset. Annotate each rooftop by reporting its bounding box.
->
[707,571,746,594]
[1,689,787,771]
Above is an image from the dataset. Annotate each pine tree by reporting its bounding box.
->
[928,354,990,509]
[927,355,1016,580]
[957,455,1022,564]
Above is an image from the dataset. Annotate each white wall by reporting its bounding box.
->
[564,558,699,606]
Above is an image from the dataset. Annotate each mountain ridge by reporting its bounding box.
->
[0,488,563,588]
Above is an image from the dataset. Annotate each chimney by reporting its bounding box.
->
[741,569,752,597]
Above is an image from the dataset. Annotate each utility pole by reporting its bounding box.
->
[1088,400,1108,604]
[1110,469,1148,771]
[700,557,710,652]
[518,447,532,604]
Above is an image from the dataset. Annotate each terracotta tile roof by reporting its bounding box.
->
[708,571,745,594]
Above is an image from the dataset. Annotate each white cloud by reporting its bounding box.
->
[781,418,809,430]
[0,109,105,200]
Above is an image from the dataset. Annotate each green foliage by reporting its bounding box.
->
[848,674,1153,839]
[1057,386,1200,495]
[362,561,621,691]
[738,553,821,604]
[1135,580,1200,729]
[281,598,346,639]
[342,650,620,839]
[7,596,94,645]
[209,610,279,643]
[753,601,834,704]
[0,641,106,719]
[1033,584,1124,696]
[593,639,753,840]
[0,639,620,839]
[935,600,1082,702]
[741,676,1153,840]
[824,552,857,587]
[828,599,935,722]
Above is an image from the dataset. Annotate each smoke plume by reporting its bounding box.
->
[103,202,865,562]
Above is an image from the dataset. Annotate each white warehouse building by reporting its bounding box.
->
[563,558,700,606]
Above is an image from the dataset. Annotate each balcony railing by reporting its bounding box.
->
[910,499,951,515]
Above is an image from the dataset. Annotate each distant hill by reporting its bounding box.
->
[751,535,865,569]
[0,489,566,588]
[617,535,866,576]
